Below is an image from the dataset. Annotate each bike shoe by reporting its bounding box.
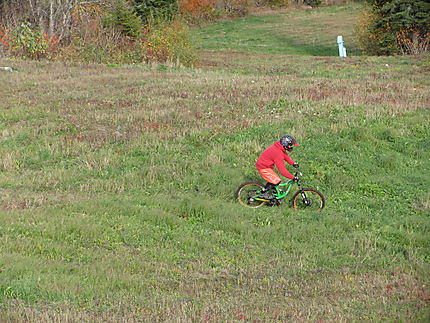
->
[259,192,274,200]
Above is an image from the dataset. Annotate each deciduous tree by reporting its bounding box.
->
[0,0,113,40]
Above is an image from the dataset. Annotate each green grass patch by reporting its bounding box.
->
[196,3,363,56]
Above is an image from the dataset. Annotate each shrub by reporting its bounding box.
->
[57,12,197,66]
[396,27,430,55]
[179,0,219,23]
[0,27,12,55]
[11,22,48,59]
[143,18,198,66]
[180,0,214,14]
[355,7,383,55]
[1,2,196,66]
[0,22,58,59]
[70,2,107,42]
[58,2,145,65]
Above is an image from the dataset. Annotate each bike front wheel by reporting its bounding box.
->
[292,188,325,211]
[235,181,265,208]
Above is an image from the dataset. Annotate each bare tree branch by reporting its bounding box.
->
[1,0,113,40]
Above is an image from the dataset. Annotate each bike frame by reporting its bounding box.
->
[237,168,324,210]
[254,170,303,202]
[254,180,295,202]
[273,180,296,199]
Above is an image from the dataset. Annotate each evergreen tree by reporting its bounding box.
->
[103,0,143,38]
[132,0,178,24]
[366,0,430,54]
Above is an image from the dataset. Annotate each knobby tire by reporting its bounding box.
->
[291,188,325,211]
[235,181,265,208]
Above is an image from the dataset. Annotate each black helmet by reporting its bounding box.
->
[280,134,299,152]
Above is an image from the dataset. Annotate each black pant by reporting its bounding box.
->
[264,182,279,192]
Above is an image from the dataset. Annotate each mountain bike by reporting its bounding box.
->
[234,168,325,211]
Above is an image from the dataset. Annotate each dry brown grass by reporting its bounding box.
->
[2,55,428,149]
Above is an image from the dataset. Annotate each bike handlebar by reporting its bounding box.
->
[293,168,303,188]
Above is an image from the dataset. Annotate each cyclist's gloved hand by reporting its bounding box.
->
[293,163,299,168]
[293,176,299,182]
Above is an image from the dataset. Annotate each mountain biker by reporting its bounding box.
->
[256,134,300,199]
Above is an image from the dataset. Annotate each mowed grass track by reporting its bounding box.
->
[1,5,430,323]
[196,3,362,56]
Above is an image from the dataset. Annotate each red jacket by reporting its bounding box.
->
[256,142,295,180]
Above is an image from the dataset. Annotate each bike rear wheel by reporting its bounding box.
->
[235,181,265,208]
[292,188,325,211]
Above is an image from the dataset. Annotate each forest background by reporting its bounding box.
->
[1,0,429,66]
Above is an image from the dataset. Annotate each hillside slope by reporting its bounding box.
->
[196,3,362,56]
[1,4,429,322]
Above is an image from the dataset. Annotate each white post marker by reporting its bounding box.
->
[0,66,13,72]
[337,36,347,57]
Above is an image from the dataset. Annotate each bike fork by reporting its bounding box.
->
[298,183,311,206]
[301,191,311,206]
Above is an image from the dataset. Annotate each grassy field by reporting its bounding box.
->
[1,3,430,322]
[196,3,363,56]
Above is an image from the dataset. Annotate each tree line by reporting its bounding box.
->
[0,0,428,62]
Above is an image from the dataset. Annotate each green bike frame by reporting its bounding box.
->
[254,180,296,202]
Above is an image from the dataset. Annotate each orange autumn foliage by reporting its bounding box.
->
[179,0,215,15]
